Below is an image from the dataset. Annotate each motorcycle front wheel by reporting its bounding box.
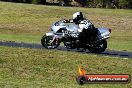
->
[41,35,60,49]
[88,40,107,53]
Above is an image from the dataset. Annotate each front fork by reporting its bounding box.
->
[49,35,60,44]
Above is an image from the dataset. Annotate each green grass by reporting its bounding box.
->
[0,34,41,43]
[108,31,132,51]
[108,38,132,51]
[0,46,132,87]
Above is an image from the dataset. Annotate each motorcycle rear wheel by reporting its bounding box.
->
[41,35,60,49]
[88,40,107,53]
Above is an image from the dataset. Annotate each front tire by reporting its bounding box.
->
[41,35,60,49]
[88,40,107,53]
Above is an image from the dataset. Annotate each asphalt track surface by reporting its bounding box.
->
[0,41,132,58]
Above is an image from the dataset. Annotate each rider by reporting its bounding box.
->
[72,12,95,32]
[64,12,97,48]
[72,12,97,47]
[64,12,96,39]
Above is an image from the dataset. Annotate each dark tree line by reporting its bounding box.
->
[86,0,132,9]
[0,0,46,4]
[0,0,132,9]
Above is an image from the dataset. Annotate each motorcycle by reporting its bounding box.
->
[41,20,111,53]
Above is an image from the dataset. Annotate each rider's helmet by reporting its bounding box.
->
[73,12,84,24]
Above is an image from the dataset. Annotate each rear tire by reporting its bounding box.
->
[88,40,107,53]
[41,35,60,49]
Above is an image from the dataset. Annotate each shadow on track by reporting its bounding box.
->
[0,41,132,58]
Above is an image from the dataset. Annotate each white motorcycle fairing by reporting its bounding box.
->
[51,20,79,33]
[45,32,55,36]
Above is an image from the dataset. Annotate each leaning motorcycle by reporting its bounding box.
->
[41,20,111,53]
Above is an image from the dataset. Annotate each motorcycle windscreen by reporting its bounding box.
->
[66,23,79,32]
